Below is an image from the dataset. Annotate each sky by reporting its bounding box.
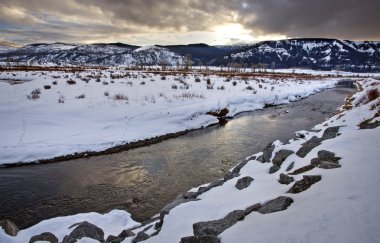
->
[0,0,379,46]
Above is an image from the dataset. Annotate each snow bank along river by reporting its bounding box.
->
[0,86,354,230]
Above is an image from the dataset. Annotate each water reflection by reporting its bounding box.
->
[0,88,354,229]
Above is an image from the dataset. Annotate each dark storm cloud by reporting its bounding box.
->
[0,0,379,44]
[238,0,380,40]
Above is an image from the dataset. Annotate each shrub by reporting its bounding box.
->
[52,81,58,85]
[172,84,178,89]
[104,91,109,97]
[140,81,146,85]
[44,85,51,90]
[27,94,40,100]
[103,81,109,85]
[58,95,65,103]
[195,77,201,82]
[206,78,211,85]
[161,76,166,80]
[232,81,237,86]
[246,85,253,90]
[31,88,41,95]
[225,78,230,82]
[113,93,128,101]
[67,79,76,85]
[367,89,379,102]
[76,94,85,99]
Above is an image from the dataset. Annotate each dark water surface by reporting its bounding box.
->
[0,87,354,229]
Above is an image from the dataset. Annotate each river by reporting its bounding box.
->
[0,87,354,229]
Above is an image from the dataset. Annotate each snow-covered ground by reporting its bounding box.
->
[0,69,339,165]
[1,78,379,243]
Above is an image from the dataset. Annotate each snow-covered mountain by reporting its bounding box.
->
[212,38,380,72]
[0,38,379,71]
[0,43,183,66]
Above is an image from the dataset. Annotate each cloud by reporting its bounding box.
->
[0,0,379,45]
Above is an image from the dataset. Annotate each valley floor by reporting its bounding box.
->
[0,74,379,242]
[0,69,338,165]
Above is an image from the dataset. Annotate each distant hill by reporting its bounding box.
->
[0,38,379,72]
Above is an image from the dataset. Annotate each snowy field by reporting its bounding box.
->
[0,69,340,165]
[1,78,379,242]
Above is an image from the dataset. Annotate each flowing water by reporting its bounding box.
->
[0,87,354,229]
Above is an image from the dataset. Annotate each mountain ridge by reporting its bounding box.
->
[0,38,379,72]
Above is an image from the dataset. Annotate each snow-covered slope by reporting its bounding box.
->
[212,38,380,72]
[0,70,337,165]
[0,43,183,66]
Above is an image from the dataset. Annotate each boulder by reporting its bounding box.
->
[286,161,295,171]
[132,232,150,242]
[29,232,58,243]
[322,126,341,139]
[262,142,275,163]
[272,150,294,166]
[296,136,322,158]
[193,210,246,237]
[278,173,294,185]
[0,219,19,236]
[180,235,221,243]
[269,165,281,174]
[289,164,315,175]
[244,203,262,215]
[62,221,104,243]
[288,175,322,193]
[319,161,342,169]
[118,229,135,238]
[235,176,254,190]
[257,196,294,214]
[161,198,199,215]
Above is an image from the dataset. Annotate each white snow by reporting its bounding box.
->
[1,77,379,243]
[143,79,380,243]
[0,210,139,243]
[0,69,338,165]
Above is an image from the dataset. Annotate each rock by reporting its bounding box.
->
[296,136,322,158]
[106,235,125,243]
[311,150,341,168]
[322,126,341,139]
[132,232,150,242]
[63,221,104,243]
[177,191,199,200]
[193,210,246,237]
[256,155,264,163]
[286,162,295,171]
[161,198,198,215]
[288,175,322,193]
[231,159,250,174]
[244,203,262,215]
[360,121,380,129]
[269,165,280,174]
[272,149,294,166]
[198,180,224,194]
[278,173,294,185]
[262,142,275,162]
[289,164,315,175]
[319,161,342,169]
[235,176,254,190]
[318,150,337,160]
[29,232,58,243]
[118,229,135,238]
[180,235,220,243]
[257,196,294,214]
[0,219,19,236]
[223,171,238,182]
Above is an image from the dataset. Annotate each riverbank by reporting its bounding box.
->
[0,69,339,166]
[1,80,379,242]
